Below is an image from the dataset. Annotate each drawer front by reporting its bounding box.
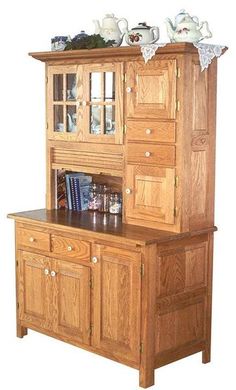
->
[17,228,50,251]
[51,235,90,260]
[126,121,176,143]
[127,143,175,166]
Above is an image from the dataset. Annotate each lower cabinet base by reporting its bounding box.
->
[17,321,211,388]
[11,213,215,388]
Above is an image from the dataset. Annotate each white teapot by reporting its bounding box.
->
[123,22,159,46]
[93,13,128,47]
[165,9,212,43]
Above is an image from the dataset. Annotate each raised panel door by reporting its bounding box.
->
[125,164,175,225]
[93,245,141,364]
[18,251,51,330]
[126,59,176,119]
[53,259,91,345]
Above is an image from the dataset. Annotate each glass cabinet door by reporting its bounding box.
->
[82,63,124,144]
[48,66,81,140]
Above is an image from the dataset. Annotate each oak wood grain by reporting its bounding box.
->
[29,43,205,63]
[8,209,217,245]
[17,227,50,252]
[126,120,176,143]
[127,143,175,166]
[51,234,90,260]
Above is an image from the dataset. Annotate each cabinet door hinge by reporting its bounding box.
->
[46,122,48,130]
[90,277,93,289]
[141,264,145,277]
[174,206,178,217]
[176,100,180,112]
[90,324,93,335]
[16,260,19,267]
[122,73,127,83]
[46,76,48,84]
[17,302,19,310]
[123,124,127,135]
[140,342,144,353]
[174,175,179,188]
[176,67,181,78]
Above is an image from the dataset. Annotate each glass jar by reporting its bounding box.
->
[88,183,100,211]
[109,192,122,215]
[98,184,110,213]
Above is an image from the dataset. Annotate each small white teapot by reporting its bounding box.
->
[165,9,212,43]
[93,13,128,47]
[123,22,159,46]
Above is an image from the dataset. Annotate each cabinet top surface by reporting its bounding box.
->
[29,43,200,62]
[8,209,216,245]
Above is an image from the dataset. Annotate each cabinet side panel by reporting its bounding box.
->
[188,59,217,230]
[155,234,210,368]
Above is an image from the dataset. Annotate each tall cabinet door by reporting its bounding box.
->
[126,59,176,119]
[125,164,175,225]
[18,251,52,330]
[52,259,91,345]
[93,245,141,365]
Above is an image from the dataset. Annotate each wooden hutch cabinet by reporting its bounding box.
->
[8,43,222,388]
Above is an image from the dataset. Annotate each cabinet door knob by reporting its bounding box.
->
[145,151,151,157]
[125,188,132,194]
[145,128,152,135]
[82,101,87,106]
[50,270,56,277]
[29,237,35,243]
[44,268,49,276]
[67,245,73,252]
[91,256,98,264]
[126,87,132,93]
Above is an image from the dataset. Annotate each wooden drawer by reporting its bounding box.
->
[126,121,176,143]
[51,235,90,260]
[17,228,50,251]
[127,143,175,166]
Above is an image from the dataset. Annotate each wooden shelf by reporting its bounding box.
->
[8,208,217,246]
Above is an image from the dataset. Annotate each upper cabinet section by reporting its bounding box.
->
[126,59,177,120]
[47,63,124,144]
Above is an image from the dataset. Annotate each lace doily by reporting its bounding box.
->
[141,43,167,63]
[193,43,226,71]
[141,42,226,70]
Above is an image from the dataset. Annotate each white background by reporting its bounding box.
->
[0,1,235,389]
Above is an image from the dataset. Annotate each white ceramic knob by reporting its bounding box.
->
[44,268,49,276]
[67,245,73,252]
[82,101,87,106]
[145,151,151,157]
[50,270,56,277]
[29,237,35,243]
[145,128,152,135]
[91,256,98,264]
[126,87,132,93]
[125,188,131,194]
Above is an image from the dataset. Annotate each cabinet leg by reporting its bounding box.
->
[17,323,28,338]
[202,345,211,364]
[139,367,155,388]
